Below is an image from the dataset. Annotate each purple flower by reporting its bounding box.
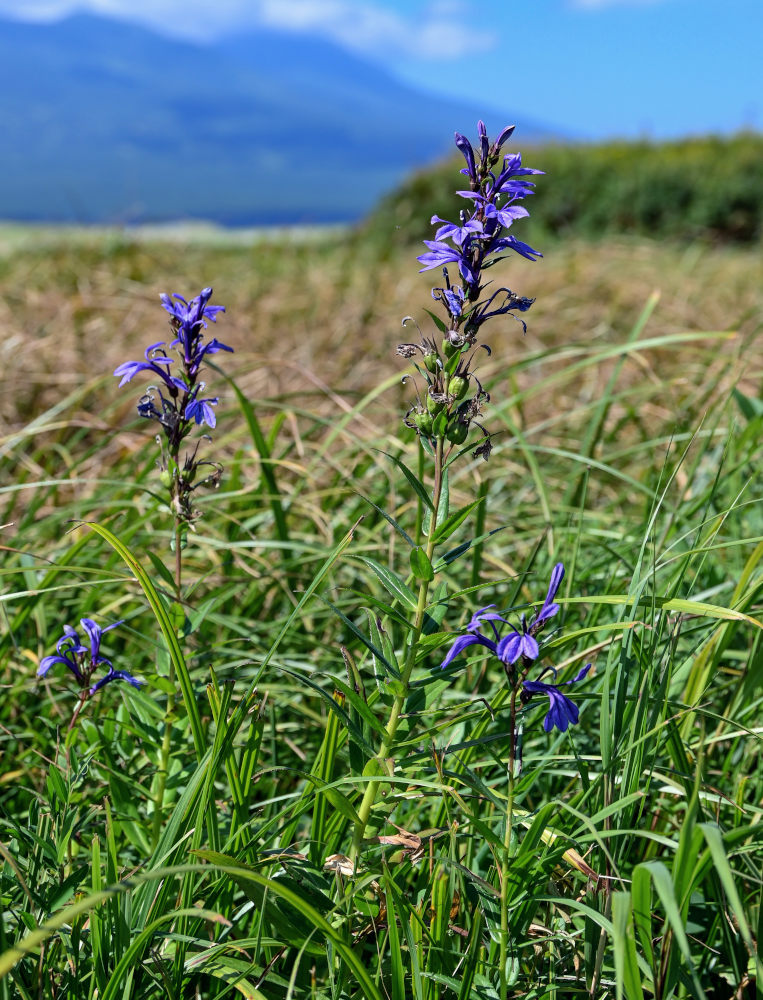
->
[37,619,141,694]
[466,604,509,636]
[495,152,544,192]
[432,281,465,320]
[114,342,175,389]
[185,386,219,429]
[522,664,591,733]
[79,617,121,666]
[160,287,225,330]
[437,562,591,733]
[455,131,477,182]
[439,631,497,670]
[496,617,539,663]
[431,215,484,246]
[89,669,143,695]
[161,287,231,373]
[535,562,564,627]
[487,234,543,263]
[38,625,87,682]
[418,240,479,288]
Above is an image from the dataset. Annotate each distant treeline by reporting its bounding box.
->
[363,133,763,247]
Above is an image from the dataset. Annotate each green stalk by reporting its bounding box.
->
[151,519,181,851]
[350,436,445,863]
[499,686,518,1000]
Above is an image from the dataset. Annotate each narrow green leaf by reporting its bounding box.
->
[384,873,407,1000]
[432,498,485,544]
[223,371,290,545]
[379,451,434,511]
[423,308,448,334]
[410,546,434,582]
[194,853,385,1000]
[83,521,206,761]
[732,387,763,422]
[632,861,707,999]
[360,557,418,610]
[357,493,415,547]
[612,892,646,1000]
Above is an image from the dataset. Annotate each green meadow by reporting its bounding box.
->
[1,136,763,998]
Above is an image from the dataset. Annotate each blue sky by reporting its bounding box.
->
[1,0,760,139]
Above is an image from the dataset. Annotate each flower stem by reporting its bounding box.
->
[350,436,445,864]
[151,519,181,851]
[499,686,518,1000]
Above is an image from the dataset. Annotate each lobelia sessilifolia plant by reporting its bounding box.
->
[350,122,592,997]
[439,564,591,997]
[113,286,232,844]
[351,122,545,859]
[37,287,232,847]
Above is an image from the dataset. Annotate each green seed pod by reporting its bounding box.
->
[413,410,434,435]
[159,469,173,488]
[447,420,468,445]
[423,351,440,373]
[441,337,459,359]
[449,376,468,399]
[427,393,444,415]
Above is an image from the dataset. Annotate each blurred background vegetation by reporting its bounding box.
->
[364,134,763,249]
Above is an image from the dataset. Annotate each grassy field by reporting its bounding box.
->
[1,221,762,998]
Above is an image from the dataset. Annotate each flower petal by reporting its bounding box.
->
[440,633,496,670]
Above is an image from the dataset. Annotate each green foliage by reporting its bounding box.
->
[0,230,762,998]
[363,133,763,247]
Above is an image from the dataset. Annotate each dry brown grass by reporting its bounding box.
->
[1,228,760,445]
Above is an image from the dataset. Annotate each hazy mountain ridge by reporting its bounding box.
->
[0,13,550,224]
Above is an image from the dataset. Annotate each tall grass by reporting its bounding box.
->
[1,223,762,998]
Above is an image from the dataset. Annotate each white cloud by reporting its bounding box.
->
[259,0,494,58]
[0,0,495,57]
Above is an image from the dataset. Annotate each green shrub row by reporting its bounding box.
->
[363,132,763,247]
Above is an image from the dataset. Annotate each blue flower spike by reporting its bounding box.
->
[112,287,231,524]
[418,123,543,317]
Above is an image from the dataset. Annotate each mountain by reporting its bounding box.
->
[0,14,551,225]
